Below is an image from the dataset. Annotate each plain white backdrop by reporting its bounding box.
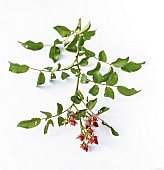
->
[0,0,164,170]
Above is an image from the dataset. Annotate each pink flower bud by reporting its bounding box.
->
[80,144,88,152]
[93,136,98,144]
[86,119,91,126]
[88,128,93,135]
[92,115,97,121]
[93,121,99,127]
[76,135,84,141]
[69,113,75,120]
[70,120,77,126]
[88,138,94,144]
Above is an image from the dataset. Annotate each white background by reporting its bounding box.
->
[0,0,164,170]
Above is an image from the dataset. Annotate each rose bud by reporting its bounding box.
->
[92,115,97,121]
[88,128,93,135]
[80,144,88,152]
[70,120,77,126]
[93,136,98,144]
[86,119,91,126]
[93,121,99,127]
[88,138,94,144]
[76,135,84,141]
[69,113,75,120]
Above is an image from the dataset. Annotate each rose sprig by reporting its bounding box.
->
[9,19,145,152]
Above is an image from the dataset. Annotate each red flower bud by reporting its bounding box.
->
[92,115,97,121]
[69,113,75,120]
[93,121,99,127]
[93,136,98,144]
[88,138,94,144]
[70,120,77,126]
[80,144,88,152]
[86,119,91,126]
[76,135,84,141]
[88,128,93,135]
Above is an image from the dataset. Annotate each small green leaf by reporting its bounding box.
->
[98,50,107,62]
[66,35,78,53]
[61,72,70,80]
[89,84,99,96]
[57,103,63,115]
[87,62,101,75]
[117,86,141,96]
[50,73,56,80]
[78,35,84,47]
[17,118,41,129]
[80,74,88,84]
[104,87,114,99]
[44,67,53,72]
[49,46,60,63]
[71,68,78,74]
[93,71,103,84]
[9,62,29,74]
[102,67,114,82]
[18,41,43,51]
[58,116,65,127]
[37,72,45,86]
[106,72,118,86]
[86,98,97,110]
[98,107,110,113]
[75,109,87,120]
[121,61,146,72]
[71,95,81,104]
[52,63,61,72]
[44,119,54,134]
[40,111,52,118]
[111,57,129,68]
[110,127,119,136]
[79,58,88,66]
[83,30,96,41]
[54,25,71,37]
[84,48,95,58]
[54,39,62,46]
[76,90,84,100]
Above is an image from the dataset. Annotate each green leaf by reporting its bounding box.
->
[50,73,56,80]
[102,67,114,82]
[37,72,45,86]
[61,72,70,80]
[84,48,95,58]
[52,63,61,72]
[71,68,78,74]
[9,62,29,74]
[49,46,60,63]
[54,39,62,46]
[78,35,84,47]
[54,25,71,37]
[44,67,53,72]
[89,84,99,96]
[44,119,54,134]
[40,111,52,118]
[76,90,84,100]
[17,118,41,129]
[75,109,87,120]
[18,41,43,51]
[117,86,141,96]
[106,72,118,86]
[58,116,65,127]
[83,30,96,41]
[80,74,88,84]
[66,36,78,53]
[98,50,107,62]
[57,103,63,115]
[71,95,81,104]
[77,21,91,34]
[110,127,119,136]
[87,62,101,75]
[98,107,110,113]
[111,57,129,68]
[93,71,103,84]
[121,61,146,72]
[104,87,115,99]
[86,98,97,110]
[79,58,88,66]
